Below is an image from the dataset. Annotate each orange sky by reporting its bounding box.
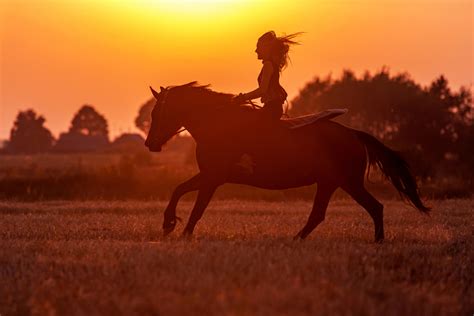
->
[1,0,472,140]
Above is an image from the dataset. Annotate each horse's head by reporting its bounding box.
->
[145,81,232,151]
[144,86,183,152]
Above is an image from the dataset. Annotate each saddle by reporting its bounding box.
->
[281,109,348,129]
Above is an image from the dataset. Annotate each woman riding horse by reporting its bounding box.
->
[144,82,430,242]
[233,31,302,120]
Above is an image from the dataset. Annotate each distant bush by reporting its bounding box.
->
[0,153,471,200]
[108,133,145,152]
[54,132,109,153]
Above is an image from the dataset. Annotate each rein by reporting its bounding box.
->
[171,127,187,136]
[247,99,263,109]
[246,99,289,118]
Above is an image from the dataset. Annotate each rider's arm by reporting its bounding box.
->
[241,61,273,100]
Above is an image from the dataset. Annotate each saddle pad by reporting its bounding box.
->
[281,109,348,129]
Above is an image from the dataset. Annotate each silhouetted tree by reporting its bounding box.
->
[69,105,109,138]
[135,98,154,134]
[7,109,54,154]
[54,105,109,152]
[290,69,473,177]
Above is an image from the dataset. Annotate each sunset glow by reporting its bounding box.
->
[1,2,473,313]
[136,0,248,12]
[1,0,472,139]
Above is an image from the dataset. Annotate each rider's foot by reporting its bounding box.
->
[236,153,256,174]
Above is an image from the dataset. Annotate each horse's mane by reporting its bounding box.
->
[168,81,237,109]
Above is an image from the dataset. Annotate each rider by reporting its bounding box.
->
[233,30,302,121]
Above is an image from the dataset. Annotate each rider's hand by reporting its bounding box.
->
[232,93,247,104]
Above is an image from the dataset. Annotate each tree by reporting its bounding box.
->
[289,69,473,177]
[135,98,154,134]
[69,105,109,138]
[54,105,109,152]
[7,109,54,154]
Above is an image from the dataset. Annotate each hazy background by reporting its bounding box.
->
[1,0,472,139]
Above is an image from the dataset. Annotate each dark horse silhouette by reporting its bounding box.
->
[145,82,430,242]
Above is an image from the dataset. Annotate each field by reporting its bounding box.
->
[1,199,472,315]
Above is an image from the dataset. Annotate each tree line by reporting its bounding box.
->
[4,68,473,178]
[5,105,114,153]
[288,69,473,178]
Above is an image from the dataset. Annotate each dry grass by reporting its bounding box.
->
[0,199,472,315]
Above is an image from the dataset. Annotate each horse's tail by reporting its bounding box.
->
[355,130,430,213]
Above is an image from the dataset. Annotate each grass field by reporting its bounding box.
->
[1,199,472,315]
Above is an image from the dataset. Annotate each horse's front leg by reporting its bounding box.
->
[163,173,202,236]
[182,184,218,237]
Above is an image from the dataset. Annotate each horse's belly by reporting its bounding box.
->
[207,121,366,189]
[228,149,321,189]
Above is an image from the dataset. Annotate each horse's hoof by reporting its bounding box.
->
[180,231,193,240]
[163,226,175,237]
[374,232,385,243]
[293,231,305,240]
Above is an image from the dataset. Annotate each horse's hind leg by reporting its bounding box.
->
[294,183,337,240]
[343,182,384,242]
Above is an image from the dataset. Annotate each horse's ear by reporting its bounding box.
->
[150,86,160,99]
[160,86,165,92]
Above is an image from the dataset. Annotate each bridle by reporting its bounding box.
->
[154,87,187,140]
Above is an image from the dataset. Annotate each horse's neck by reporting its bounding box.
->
[181,104,248,145]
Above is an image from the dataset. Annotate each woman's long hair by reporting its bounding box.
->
[259,31,303,71]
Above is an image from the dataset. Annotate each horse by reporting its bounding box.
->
[144,81,430,242]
